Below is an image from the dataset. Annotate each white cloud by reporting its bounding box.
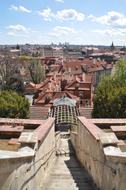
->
[38,8,54,21]
[50,26,77,37]
[10,5,18,11]
[7,32,17,37]
[57,9,85,21]
[55,0,64,3]
[89,11,126,28]
[19,6,31,13]
[38,8,85,22]
[10,5,31,13]
[7,24,34,36]
[8,25,28,33]
[90,11,126,39]
[93,28,126,37]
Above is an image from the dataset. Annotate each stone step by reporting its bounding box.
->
[41,137,94,190]
[42,181,93,190]
[50,172,91,178]
[42,184,93,190]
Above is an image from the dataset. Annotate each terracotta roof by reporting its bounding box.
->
[65,75,92,90]
[34,91,79,105]
[88,63,112,73]
[34,92,53,104]
[67,87,90,91]
[25,82,37,91]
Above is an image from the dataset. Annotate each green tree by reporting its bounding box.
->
[5,76,25,95]
[0,91,29,118]
[92,60,126,118]
[114,60,126,86]
[28,59,45,84]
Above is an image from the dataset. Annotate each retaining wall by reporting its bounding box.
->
[70,117,126,190]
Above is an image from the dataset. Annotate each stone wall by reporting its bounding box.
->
[70,117,126,190]
[0,118,57,190]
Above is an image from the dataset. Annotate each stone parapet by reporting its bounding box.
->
[71,117,126,190]
[0,117,56,190]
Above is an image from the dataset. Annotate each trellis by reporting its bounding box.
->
[49,105,80,126]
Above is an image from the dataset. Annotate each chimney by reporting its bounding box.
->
[82,73,86,82]
[54,73,56,80]
[68,67,71,72]
[48,82,51,91]
[61,58,64,66]
[75,75,78,81]
[93,58,96,64]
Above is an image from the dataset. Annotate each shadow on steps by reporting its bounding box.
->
[64,139,96,190]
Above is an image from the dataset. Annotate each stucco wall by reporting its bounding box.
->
[70,117,126,190]
[0,118,56,190]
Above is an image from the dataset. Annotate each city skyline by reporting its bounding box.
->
[1,0,126,45]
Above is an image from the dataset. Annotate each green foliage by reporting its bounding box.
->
[4,76,25,95]
[28,59,45,84]
[114,60,126,86]
[92,60,126,118]
[0,91,29,118]
[19,55,32,61]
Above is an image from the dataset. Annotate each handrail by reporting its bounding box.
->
[18,132,61,190]
[19,147,56,190]
[26,147,55,172]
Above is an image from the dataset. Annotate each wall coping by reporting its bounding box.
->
[78,117,103,141]
[0,148,34,160]
[0,117,55,159]
[104,146,126,163]
[0,118,45,125]
[90,118,126,125]
[34,117,55,144]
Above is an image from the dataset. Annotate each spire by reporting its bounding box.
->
[110,41,115,51]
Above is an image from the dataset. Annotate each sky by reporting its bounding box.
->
[1,0,126,45]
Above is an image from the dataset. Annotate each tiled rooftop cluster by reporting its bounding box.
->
[25,53,116,121]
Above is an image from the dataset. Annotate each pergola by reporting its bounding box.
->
[49,97,80,128]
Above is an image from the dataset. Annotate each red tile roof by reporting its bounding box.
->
[34,91,79,105]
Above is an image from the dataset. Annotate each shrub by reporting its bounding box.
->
[0,91,29,118]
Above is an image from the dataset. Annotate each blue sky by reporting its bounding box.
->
[1,0,126,45]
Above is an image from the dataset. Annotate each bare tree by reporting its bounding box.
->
[0,52,24,93]
[0,53,14,89]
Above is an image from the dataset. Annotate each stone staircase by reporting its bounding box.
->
[41,135,94,190]
[79,108,93,118]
